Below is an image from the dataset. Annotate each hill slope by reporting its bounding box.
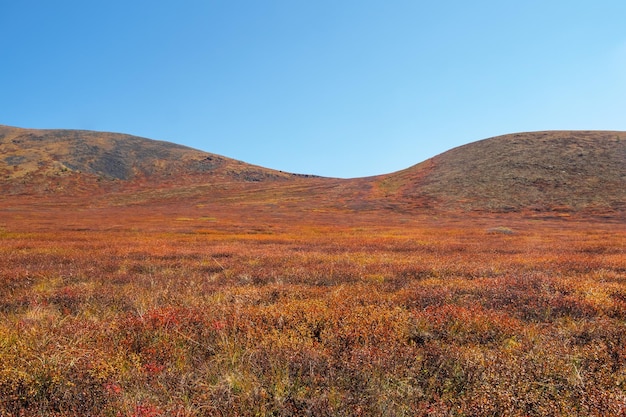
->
[374,131,626,216]
[0,125,302,196]
[1,126,624,218]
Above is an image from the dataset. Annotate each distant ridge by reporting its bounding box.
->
[1,126,624,218]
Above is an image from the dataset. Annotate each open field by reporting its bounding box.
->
[1,127,624,415]
[1,204,624,416]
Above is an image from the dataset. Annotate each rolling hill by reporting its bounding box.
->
[371,131,625,217]
[0,125,301,196]
[1,125,624,218]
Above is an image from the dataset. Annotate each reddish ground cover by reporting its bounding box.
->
[0,203,624,416]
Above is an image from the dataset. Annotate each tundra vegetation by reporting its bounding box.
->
[0,206,624,416]
[1,126,624,416]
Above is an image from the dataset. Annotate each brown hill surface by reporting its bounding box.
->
[1,126,624,219]
[0,125,300,196]
[374,131,626,217]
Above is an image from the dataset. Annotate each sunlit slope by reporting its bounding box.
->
[0,125,298,195]
[2,126,624,218]
[374,131,626,216]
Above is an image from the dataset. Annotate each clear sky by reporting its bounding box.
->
[2,1,625,178]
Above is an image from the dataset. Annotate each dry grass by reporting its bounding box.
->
[0,204,624,416]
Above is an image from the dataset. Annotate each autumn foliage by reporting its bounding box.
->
[0,203,625,416]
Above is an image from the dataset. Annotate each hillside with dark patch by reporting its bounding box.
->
[0,125,298,196]
[373,131,625,217]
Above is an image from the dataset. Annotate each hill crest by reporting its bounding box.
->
[1,125,624,218]
[0,125,301,195]
[375,131,625,216]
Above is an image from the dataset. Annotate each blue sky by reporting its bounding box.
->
[2,1,625,178]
